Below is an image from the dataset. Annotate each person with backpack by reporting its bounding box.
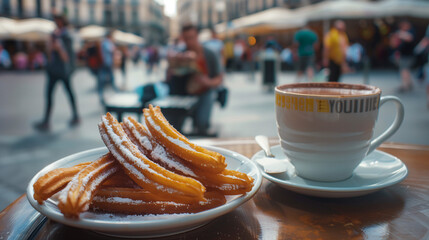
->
[34,15,80,131]
[84,41,102,76]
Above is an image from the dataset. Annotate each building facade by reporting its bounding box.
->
[0,0,169,44]
[176,0,323,30]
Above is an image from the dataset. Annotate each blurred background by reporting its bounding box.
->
[1,0,429,210]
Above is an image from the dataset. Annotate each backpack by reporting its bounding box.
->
[87,43,102,70]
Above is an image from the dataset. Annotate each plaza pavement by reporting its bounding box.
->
[0,63,428,211]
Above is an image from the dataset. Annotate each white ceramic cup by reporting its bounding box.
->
[275,82,404,182]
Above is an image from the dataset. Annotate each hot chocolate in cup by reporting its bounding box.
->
[275,82,404,182]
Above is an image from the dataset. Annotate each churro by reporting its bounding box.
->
[32,106,255,218]
[101,169,139,188]
[58,154,119,217]
[122,117,197,178]
[33,162,91,204]
[144,105,226,173]
[197,169,254,195]
[99,112,206,202]
[123,116,253,195]
[91,188,226,215]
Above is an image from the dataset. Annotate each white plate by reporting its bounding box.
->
[27,146,262,238]
[251,145,407,198]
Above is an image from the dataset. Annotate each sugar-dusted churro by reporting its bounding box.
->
[198,169,254,195]
[33,162,91,204]
[144,105,226,173]
[91,188,226,215]
[123,116,253,195]
[32,106,255,218]
[122,117,197,178]
[99,112,206,202]
[58,154,119,217]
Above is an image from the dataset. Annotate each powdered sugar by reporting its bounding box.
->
[80,211,192,221]
[167,137,194,152]
[93,196,185,207]
[218,184,240,191]
[100,120,182,195]
[123,118,153,151]
[151,144,197,178]
[139,136,153,151]
[124,119,196,177]
[58,157,119,209]
[146,115,195,152]
[58,180,72,203]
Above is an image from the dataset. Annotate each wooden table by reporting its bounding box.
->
[1,139,429,239]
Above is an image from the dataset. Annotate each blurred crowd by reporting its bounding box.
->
[197,20,429,90]
[0,44,46,71]
[2,18,428,91]
[1,14,428,132]
[185,18,429,101]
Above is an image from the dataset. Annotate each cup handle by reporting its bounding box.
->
[368,96,404,154]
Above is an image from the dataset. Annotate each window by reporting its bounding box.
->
[89,4,95,24]
[119,9,125,26]
[208,3,212,28]
[104,9,113,27]
[132,8,138,25]
[74,6,79,25]
[1,0,11,16]
[17,0,23,17]
[131,0,139,7]
[36,0,42,17]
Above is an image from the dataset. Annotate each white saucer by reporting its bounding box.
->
[27,146,262,238]
[251,145,408,198]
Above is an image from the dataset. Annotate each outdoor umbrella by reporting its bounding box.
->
[216,7,306,36]
[79,25,144,45]
[0,18,17,39]
[11,18,55,41]
[79,25,107,41]
[113,30,145,45]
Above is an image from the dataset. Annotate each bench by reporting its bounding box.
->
[148,96,198,132]
[104,93,144,122]
[104,93,198,132]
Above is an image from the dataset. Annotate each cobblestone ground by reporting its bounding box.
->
[1,62,428,210]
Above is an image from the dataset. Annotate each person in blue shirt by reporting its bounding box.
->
[97,31,118,105]
[204,28,224,64]
[0,44,11,69]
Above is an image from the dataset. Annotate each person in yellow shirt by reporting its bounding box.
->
[323,20,349,82]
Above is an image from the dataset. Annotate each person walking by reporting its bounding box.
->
[260,40,280,90]
[118,46,128,90]
[34,15,80,131]
[323,20,349,82]
[293,26,318,82]
[97,31,118,105]
[415,25,429,107]
[391,21,416,92]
